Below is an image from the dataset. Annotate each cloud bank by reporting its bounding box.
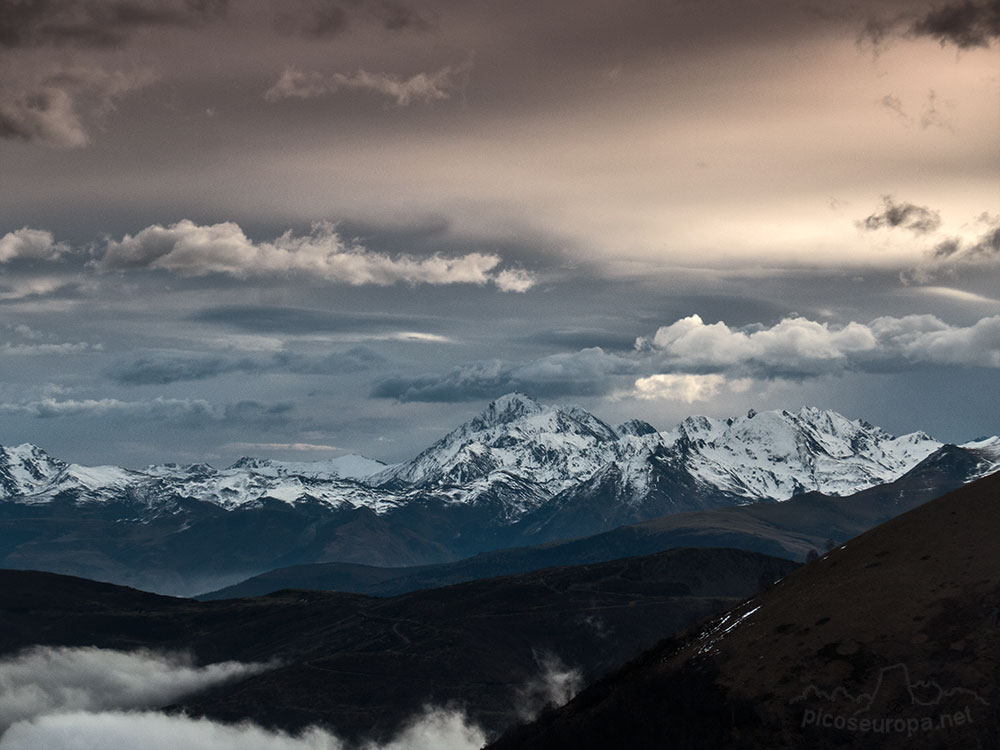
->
[105,348,384,385]
[100,220,534,291]
[374,313,1000,403]
[0,708,486,750]
[0,397,292,425]
[0,646,485,750]
[0,646,270,733]
[371,347,637,402]
[910,0,1000,49]
[0,0,228,50]
[0,228,69,263]
[642,313,1000,373]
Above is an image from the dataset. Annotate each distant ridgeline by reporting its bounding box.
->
[1,393,997,596]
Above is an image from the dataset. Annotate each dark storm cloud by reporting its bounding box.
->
[105,347,383,385]
[910,0,1000,48]
[277,347,385,373]
[0,0,228,49]
[192,305,440,335]
[272,0,435,39]
[857,195,942,235]
[520,328,638,351]
[903,216,1000,283]
[373,0,437,31]
[0,396,294,427]
[272,1,349,38]
[105,354,263,385]
[861,0,1000,50]
[371,348,639,402]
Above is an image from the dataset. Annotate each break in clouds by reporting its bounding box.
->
[0,645,583,750]
[374,313,1000,404]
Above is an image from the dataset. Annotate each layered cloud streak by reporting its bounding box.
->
[374,313,1000,403]
[0,221,534,292]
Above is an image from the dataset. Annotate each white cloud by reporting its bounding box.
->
[0,67,154,148]
[1,342,95,356]
[641,313,1000,374]
[0,708,486,750]
[0,277,76,301]
[0,647,484,750]
[870,313,1000,368]
[0,647,271,733]
[914,286,1000,306]
[101,220,531,291]
[514,652,583,722]
[264,64,467,106]
[0,228,69,263]
[631,373,728,403]
[643,314,877,373]
[1,323,99,355]
[493,268,537,293]
[378,332,455,343]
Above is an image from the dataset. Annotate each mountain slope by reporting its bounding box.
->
[200,444,993,600]
[488,470,1000,750]
[0,547,798,742]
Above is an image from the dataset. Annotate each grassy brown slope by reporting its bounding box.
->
[489,470,1000,750]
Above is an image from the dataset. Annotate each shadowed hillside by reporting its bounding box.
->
[0,547,797,742]
[489,470,1000,749]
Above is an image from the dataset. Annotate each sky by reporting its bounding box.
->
[0,0,998,468]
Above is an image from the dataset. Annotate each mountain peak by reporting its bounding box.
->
[0,443,67,499]
[617,419,659,437]
[471,392,544,429]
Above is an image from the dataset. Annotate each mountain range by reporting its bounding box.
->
[1,393,996,595]
[200,440,996,599]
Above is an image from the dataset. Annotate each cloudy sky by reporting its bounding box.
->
[1,0,998,467]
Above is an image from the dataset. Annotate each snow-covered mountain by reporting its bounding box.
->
[227,454,390,482]
[1,394,996,595]
[0,394,995,520]
[371,394,957,509]
[652,407,944,501]
[371,392,620,494]
[0,445,400,513]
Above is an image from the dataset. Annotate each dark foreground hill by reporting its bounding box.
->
[201,444,984,600]
[0,546,796,742]
[489,470,1000,750]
